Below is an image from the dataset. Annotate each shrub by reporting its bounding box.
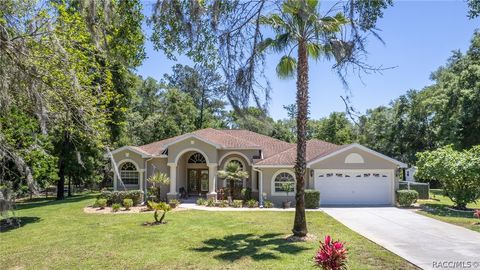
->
[232,200,243,208]
[206,198,216,207]
[123,199,133,210]
[147,201,171,223]
[305,189,320,209]
[95,198,107,209]
[245,199,258,208]
[112,203,121,212]
[314,235,347,270]
[263,200,274,208]
[241,187,252,200]
[397,190,419,207]
[169,199,180,209]
[127,190,144,206]
[217,200,229,207]
[99,190,144,206]
[97,191,111,201]
[196,198,207,206]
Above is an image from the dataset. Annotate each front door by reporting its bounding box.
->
[187,169,209,195]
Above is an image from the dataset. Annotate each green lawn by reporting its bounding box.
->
[0,194,417,270]
[417,189,480,233]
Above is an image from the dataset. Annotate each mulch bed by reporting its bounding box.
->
[83,206,187,214]
[285,233,317,242]
[142,221,168,226]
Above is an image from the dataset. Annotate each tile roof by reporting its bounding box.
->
[135,128,344,166]
[254,139,344,166]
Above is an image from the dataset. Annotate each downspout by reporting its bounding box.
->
[144,156,154,204]
[253,167,263,207]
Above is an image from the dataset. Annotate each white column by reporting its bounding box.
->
[251,167,258,192]
[254,168,263,207]
[208,163,217,195]
[167,163,177,195]
[113,173,118,191]
[139,170,144,191]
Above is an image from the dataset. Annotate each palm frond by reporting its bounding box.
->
[276,55,297,79]
[259,14,287,30]
[307,43,322,60]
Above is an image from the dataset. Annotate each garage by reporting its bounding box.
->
[314,170,394,205]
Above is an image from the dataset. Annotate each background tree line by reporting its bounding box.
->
[2,0,480,203]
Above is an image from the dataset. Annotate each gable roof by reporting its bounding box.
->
[136,128,292,156]
[127,129,406,168]
[254,139,344,166]
[306,143,407,168]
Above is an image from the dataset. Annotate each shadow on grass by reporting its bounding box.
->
[15,194,96,211]
[421,203,475,219]
[0,216,41,233]
[192,233,310,262]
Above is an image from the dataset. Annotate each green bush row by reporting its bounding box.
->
[305,189,320,209]
[98,190,144,206]
[396,190,419,207]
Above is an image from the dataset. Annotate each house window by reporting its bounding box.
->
[120,162,139,185]
[188,153,206,164]
[273,171,295,193]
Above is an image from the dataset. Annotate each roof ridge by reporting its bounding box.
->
[212,129,262,148]
[307,138,340,146]
[222,129,296,146]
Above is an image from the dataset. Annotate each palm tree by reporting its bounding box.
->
[217,161,249,198]
[260,0,351,237]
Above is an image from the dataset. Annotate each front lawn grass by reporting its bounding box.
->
[1,194,417,270]
[417,189,480,233]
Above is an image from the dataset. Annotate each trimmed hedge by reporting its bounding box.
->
[399,182,429,199]
[305,189,320,209]
[98,190,144,206]
[396,190,419,207]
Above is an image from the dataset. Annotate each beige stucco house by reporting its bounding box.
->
[109,128,407,206]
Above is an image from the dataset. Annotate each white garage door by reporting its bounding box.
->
[314,170,393,205]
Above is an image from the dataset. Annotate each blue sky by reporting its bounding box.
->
[137,1,479,120]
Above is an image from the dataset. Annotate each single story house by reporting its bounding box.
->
[109,128,407,206]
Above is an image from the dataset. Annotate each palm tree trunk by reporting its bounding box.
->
[292,39,309,237]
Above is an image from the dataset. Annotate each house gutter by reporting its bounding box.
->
[253,167,263,207]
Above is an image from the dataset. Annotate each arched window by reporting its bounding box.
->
[273,171,295,194]
[120,162,139,185]
[188,153,206,164]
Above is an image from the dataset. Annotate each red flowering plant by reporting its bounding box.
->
[474,209,480,219]
[314,235,347,270]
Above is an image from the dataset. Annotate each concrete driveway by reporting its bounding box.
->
[322,207,480,270]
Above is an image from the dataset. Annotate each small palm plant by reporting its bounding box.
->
[217,162,248,198]
[147,201,171,224]
[147,172,170,202]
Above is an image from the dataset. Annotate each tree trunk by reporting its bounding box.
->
[57,158,65,200]
[67,175,72,197]
[56,132,69,200]
[292,39,309,237]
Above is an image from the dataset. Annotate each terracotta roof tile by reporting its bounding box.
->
[254,139,344,166]
[135,129,344,166]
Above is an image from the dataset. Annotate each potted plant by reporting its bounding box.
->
[281,182,294,209]
[217,162,248,202]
